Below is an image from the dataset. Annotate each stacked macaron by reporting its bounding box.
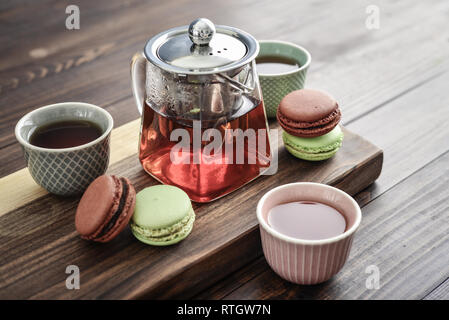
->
[277,89,343,161]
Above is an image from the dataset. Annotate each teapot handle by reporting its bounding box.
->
[130,52,146,115]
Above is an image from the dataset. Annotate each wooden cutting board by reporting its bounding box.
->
[0,119,383,299]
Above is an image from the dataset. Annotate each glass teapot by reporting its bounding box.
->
[131,18,272,202]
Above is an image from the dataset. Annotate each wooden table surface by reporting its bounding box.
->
[1,0,448,299]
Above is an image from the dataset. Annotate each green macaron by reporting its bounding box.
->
[130,185,195,246]
[283,125,344,161]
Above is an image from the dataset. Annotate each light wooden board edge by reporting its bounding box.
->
[0,119,141,217]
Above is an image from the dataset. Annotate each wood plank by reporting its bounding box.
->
[217,150,449,300]
[424,278,449,300]
[2,0,449,176]
[346,71,449,198]
[0,0,166,71]
[0,0,229,144]
[0,127,382,299]
[194,256,267,300]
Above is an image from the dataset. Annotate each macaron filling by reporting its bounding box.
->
[278,108,341,129]
[282,126,344,161]
[285,145,339,160]
[93,178,129,240]
[278,109,341,137]
[130,208,195,243]
[283,133,343,154]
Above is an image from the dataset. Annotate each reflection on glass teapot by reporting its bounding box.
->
[131,18,272,202]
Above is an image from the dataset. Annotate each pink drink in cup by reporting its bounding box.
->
[257,182,362,285]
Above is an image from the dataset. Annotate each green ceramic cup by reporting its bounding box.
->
[257,40,311,118]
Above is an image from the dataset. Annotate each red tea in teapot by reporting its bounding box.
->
[139,97,271,202]
[132,18,272,202]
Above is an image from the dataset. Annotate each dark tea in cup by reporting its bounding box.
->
[15,102,113,196]
[30,120,103,149]
[256,55,301,74]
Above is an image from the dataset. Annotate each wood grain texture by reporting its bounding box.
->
[347,72,449,198]
[202,151,449,300]
[424,278,449,300]
[194,256,267,300]
[2,0,449,176]
[0,127,382,299]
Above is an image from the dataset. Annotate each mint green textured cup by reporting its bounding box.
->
[257,40,311,118]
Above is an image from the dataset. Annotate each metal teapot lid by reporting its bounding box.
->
[143,18,259,75]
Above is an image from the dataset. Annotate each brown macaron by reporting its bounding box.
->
[277,89,341,137]
[75,175,136,242]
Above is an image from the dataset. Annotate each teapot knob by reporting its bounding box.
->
[188,18,215,46]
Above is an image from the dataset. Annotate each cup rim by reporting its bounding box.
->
[256,40,312,77]
[14,102,114,153]
[256,182,362,245]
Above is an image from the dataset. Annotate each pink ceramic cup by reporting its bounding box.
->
[257,182,362,285]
